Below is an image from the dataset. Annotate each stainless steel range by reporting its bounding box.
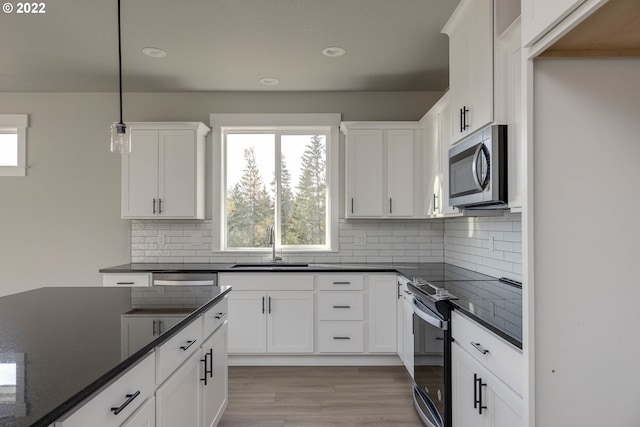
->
[408,278,457,427]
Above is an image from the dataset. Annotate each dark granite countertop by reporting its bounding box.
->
[100,262,522,347]
[0,285,230,427]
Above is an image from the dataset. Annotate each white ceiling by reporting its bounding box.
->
[0,0,460,92]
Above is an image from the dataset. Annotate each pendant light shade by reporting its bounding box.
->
[110,0,130,154]
[110,122,130,154]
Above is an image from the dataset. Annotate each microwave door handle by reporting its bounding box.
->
[471,144,484,191]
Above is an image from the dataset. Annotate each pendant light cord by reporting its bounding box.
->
[117,0,124,125]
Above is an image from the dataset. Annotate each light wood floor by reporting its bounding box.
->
[218,365,424,427]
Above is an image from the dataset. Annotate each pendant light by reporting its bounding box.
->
[110,0,130,154]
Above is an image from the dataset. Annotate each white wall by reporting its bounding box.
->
[0,91,440,297]
[533,59,640,426]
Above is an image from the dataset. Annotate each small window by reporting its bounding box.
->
[0,114,28,176]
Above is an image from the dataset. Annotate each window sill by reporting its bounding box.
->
[0,166,26,177]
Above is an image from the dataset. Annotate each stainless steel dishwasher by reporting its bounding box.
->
[152,272,218,286]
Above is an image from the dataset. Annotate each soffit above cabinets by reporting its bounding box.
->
[540,0,640,58]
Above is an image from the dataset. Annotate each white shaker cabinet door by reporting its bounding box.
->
[156,352,202,427]
[367,275,397,353]
[266,291,314,353]
[122,130,159,218]
[227,292,267,354]
[201,323,228,427]
[386,130,415,217]
[346,129,384,217]
[158,129,198,218]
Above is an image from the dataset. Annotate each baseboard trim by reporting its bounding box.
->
[229,354,403,366]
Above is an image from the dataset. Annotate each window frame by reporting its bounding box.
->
[0,114,28,177]
[210,114,340,253]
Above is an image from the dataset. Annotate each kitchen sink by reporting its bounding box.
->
[230,263,309,270]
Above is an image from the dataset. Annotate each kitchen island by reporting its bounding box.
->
[0,285,230,427]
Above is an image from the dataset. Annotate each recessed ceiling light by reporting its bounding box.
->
[322,46,346,57]
[260,77,279,86]
[142,47,167,58]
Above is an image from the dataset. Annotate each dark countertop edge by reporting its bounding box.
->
[99,263,399,274]
[32,286,232,427]
[451,304,523,350]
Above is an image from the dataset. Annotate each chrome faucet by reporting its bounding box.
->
[268,225,282,263]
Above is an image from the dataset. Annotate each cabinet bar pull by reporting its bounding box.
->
[153,198,156,214]
[262,297,265,314]
[207,348,213,378]
[463,106,469,131]
[333,281,351,285]
[389,198,393,214]
[158,320,164,334]
[268,296,272,314]
[180,339,197,351]
[200,356,208,385]
[158,198,162,214]
[333,305,351,309]
[110,391,140,415]
[460,108,464,133]
[333,336,351,340]
[152,320,157,336]
[116,281,135,285]
[397,281,402,299]
[475,374,487,414]
[433,193,438,211]
[351,198,354,214]
[470,341,489,355]
[214,312,226,320]
[473,373,479,409]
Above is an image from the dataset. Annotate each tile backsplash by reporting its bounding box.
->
[444,212,522,282]
[131,219,445,264]
[130,213,521,281]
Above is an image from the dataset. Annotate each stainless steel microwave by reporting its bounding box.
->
[448,125,507,209]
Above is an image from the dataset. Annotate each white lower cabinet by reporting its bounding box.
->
[402,283,414,379]
[227,290,314,354]
[451,311,523,427]
[121,396,156,427]
[367,275,397,353]
[452,342,523,427]
[201,323,228,427]
[54,353,156,427]
[156,352,202,427]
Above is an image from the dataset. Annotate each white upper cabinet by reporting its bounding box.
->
[342,122,423,219]
[345,129,384,217]
[522,0,586,46]
[443,0,494,144]
[421,93,461,218]
[122,122,209,219]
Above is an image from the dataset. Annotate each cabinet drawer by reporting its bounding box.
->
[203,296,228,339]
[317,322,364,353]
[219,273,314,291]
[317,274,364,291]
[451,310,523,396]
[156,318,203,385]
[317,292,364,320]
[54,353,155,427]
[102,273,150,287]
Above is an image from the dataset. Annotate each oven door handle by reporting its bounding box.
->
[412,298,447,330]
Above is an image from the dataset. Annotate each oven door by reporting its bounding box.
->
[412,297,448,427]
